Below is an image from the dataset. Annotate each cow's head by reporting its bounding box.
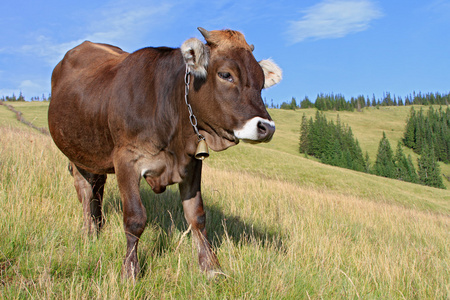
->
[181,27,282,151]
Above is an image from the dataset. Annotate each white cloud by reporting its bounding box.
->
[1,1,176,98]
[19,79,50,98]
[19,36,85,66]
[85,1,174,44]
[287,0,383,43]
[20,80,43,91]
[18,1,174,66]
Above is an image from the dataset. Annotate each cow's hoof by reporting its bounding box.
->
[206,268,227,281]
[121,260,140,282]
[82,221,101,238]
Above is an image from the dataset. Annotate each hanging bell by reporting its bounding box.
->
[195,138,209,160]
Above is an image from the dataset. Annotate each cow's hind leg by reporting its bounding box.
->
[70,162,107,235]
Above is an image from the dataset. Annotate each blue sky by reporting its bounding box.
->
[1,0,449,105]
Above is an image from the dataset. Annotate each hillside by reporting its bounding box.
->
[255,107,450,189]
[0,102,449,298]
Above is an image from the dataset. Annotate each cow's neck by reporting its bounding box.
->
[126,49,200,192]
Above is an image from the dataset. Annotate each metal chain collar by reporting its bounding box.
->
[184,64,205,142]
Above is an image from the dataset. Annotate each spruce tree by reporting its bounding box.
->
[308,111,323,156]
[394,141,407,180]
[406,155,419,183]
[414,110,425,154]
[307,117,315,156]
[364,151,371,173]
[404,107,416,148]
[394,141,418,183]
[374,132,396,178]
[290,97,297,110]
[417,144,445,189]
[299,114,309,154]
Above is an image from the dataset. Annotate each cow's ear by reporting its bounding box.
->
[259,59,282,89]
[181,38,209,78]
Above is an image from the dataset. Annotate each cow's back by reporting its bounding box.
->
[49,41,129,173]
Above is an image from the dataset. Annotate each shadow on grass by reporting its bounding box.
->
[103,182,284,265]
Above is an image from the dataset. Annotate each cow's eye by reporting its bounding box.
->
[218,72,233,83]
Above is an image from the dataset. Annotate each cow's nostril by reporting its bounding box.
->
[257,121,267,134]
[257,120,275,141]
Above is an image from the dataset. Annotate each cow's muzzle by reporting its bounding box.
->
[234,117,275,143]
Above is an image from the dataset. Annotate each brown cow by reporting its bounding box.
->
[48,27,282,278]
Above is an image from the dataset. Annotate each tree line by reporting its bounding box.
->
[273,91,450,111]
[1,92,25,102]
[0,93,51,102]
[300,111,446,189]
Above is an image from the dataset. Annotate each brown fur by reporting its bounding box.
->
[48,29,277,279]
[204,29,253,51]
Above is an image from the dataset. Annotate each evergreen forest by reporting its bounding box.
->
[403,106,450,163]
[276,91,450,111]
[299,112,369,172]
[300,110,447,189]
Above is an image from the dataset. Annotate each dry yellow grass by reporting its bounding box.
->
[1,122,449,298]
[202,165,450,298]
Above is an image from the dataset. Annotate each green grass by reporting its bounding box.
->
[3,101,50,129]
[256,106,450,189]
[0,104,28,129]
[0,102,449,298]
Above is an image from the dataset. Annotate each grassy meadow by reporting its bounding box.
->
[0,102,449,299]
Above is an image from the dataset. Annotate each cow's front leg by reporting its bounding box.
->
[114,157,147,280]
[179,160,220,276]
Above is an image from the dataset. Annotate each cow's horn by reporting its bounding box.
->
[198,27,211,41]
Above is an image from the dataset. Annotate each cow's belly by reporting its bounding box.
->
[48,99,115,174]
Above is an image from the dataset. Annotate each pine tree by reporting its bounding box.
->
[371,94,377,107]
[414,109,425,153]
[290,97,297,110]
[405,155,419,183]
[394,141,418,183]
[404,107,416,148]
[299,113,309,154]
[417,144,445,189]
[364,151,371,173]
[307,117,315,156]
[300,96,313,108]
[374,132,396,178]
[17,91,25,101]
